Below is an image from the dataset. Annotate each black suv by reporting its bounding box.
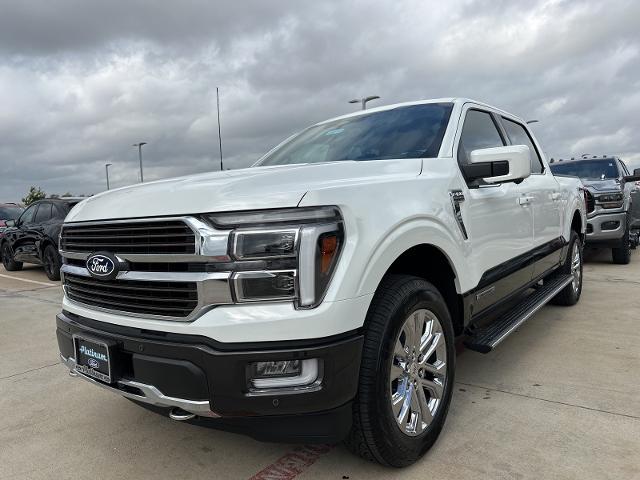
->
[1,198,81,280]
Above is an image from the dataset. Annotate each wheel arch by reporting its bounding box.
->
[371,243,465,336]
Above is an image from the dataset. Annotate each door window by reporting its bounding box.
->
[18,204,38,224]
[34,203,52,223]
[501,118,544,174]
[457,110,505,166]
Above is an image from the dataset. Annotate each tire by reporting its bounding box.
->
[345,275,456,467]
[1,242,23,271]
[612,215,631,264]
[551,231,583,306]
[43,244,61,280]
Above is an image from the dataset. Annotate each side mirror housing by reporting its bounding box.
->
[625,168,640,182]
[5,219,15,227]
[467,145,532,184]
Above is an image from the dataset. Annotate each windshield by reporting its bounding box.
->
[0,206,23,220]
[550,159,619,180]
[256,103,453,166]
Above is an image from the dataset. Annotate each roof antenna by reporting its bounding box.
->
[216,87,224,171]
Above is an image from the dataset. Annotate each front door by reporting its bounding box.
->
[11,203,39,262]
[455,106,535,314]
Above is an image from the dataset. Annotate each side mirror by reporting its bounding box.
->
[467,145,532,184]
[625,168,640,182]
[5,219,15,227]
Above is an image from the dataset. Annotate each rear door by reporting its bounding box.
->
[31,202,53,259]
[455,106,535,313]
[500,117,563,279]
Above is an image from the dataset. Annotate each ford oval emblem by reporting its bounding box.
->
[86,252,119,280]
[88,358,99,369]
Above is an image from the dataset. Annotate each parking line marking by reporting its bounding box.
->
[0,273,58,287]
[248,445,334,480]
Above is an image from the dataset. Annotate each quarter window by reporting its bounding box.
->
[501,118,544,174]
[457,110,505,166]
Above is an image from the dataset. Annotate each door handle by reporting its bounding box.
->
[551,192,562,201]
[519,196,534,205]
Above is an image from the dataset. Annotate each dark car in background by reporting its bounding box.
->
[0,203,24,230]
[550,155,640,263]
[1,198,81,280]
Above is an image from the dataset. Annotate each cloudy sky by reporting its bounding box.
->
[1,0,639,201]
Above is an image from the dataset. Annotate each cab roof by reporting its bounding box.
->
[315,98,522,126]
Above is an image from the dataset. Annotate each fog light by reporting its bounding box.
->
[250,359,320,389]
[254,360,302,378]
[601,221,620,231]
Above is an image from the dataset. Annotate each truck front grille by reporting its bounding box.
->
[63,273,198,318]
[60,220,196,254]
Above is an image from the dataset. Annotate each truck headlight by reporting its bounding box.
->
[596,192,623,209]
[203,207,344,308]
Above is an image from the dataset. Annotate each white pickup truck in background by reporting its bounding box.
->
[56,98,586,467]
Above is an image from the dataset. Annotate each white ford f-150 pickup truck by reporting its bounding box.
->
[57,98,586,467]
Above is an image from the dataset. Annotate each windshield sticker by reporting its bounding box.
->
[324,128,344,136]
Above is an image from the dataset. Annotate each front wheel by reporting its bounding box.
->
[345,275,455,467]
[1,242,23,271]
[612,216,631,264]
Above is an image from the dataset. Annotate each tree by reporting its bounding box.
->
[22,186,46,206]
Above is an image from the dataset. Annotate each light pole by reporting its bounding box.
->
[349,95,380,110]
[105,163,112,190]
[132,142,147,182]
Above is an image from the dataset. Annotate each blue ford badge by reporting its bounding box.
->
[86,252,119,280]
[88,358,99,369]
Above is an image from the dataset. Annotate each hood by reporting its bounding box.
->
[581,178,621,192]
[66,159,422,222]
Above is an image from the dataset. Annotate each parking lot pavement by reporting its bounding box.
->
[1,251,639,480]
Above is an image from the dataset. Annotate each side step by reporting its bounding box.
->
[464,274,573,353]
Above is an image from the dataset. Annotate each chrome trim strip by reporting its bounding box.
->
[61,354,220,417]
[61,264,233,322]
[60,251,227,263]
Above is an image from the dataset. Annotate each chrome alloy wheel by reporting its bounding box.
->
[389,309,447,436]
[571,242,581,293]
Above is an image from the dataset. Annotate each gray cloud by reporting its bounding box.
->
[1,0,639,201]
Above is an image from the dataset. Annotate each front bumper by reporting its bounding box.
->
[57,311,363,442]
[586,211,627,243]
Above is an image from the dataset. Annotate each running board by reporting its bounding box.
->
[464,274,573,353]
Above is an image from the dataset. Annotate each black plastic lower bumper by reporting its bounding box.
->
[56,311,363,442]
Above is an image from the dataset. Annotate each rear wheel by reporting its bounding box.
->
[612,215,631,264]
[345,275,455,467]
[43,244,61,280]
[551,231,582,306]
[1,242,23,271]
